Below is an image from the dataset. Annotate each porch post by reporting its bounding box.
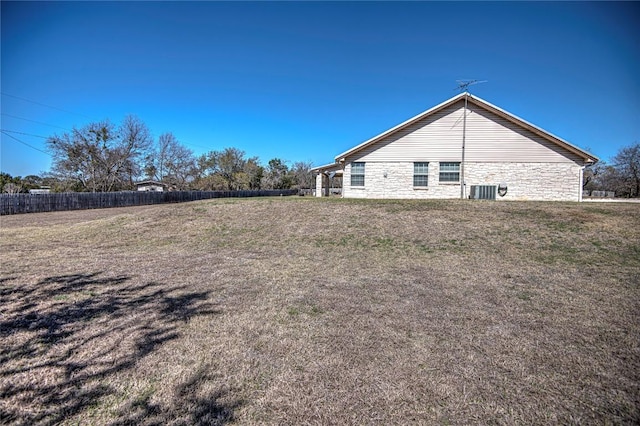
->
[315,173,324,197]
[323,173,329,196]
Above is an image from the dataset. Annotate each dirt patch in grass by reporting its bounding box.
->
[1,198,639,424]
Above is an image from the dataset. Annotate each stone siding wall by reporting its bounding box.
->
[465,162,581,201]
[342,161,581,201]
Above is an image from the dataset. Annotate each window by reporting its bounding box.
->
[351,162,365,186]
[413,162,429,187]
[439,162,460,182]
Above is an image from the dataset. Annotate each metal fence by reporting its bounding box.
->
[0,189,298,215]
[582,190,616,199]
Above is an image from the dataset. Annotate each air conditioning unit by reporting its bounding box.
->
[470,185,496,200]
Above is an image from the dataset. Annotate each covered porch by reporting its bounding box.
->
[311,162,343,197]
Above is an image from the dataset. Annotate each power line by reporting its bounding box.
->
[2,94,213,153]
[0,92,93,119]
[0,130,52,156]
[0,113,72,131]
[2,124,210,152]
[0,129,50,139]
[1,94,212,151]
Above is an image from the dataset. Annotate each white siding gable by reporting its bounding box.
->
[464,104,583,163]
[348,100,583,164]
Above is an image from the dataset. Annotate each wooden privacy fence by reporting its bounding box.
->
[0,190,298,215]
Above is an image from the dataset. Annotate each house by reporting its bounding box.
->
[312,93,598,201]
[28,187,51,194]
[135,180,166,192]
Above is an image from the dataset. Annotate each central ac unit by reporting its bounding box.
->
[470,185,497,200]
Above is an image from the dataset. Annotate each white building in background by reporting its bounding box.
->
[135,180,166,192]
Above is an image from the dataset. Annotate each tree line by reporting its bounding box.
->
[1,115,314,193]
[2,114,638,197]
[583,143,640,198]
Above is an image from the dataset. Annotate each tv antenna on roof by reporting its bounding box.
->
[455,79,486,201]
[455,79,487,92]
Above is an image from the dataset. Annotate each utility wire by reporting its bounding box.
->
[0,129,50,139]
[0,113,72,131]
[1,92,93,119]
[2,93,211,152]
[3,125,210,153]
[0,130,52,156]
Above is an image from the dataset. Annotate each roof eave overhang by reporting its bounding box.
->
[310,162,343,174]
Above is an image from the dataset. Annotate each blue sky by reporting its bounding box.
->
[1,1,638,177]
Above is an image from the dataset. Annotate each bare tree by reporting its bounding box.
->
[48,120,115,192]
[47,116,152,192]
[291,161,314,190]
[262,158,293,189]
[1,172,26,193]
[583,161,607,191]
[145,132,197,189]
[611,143,640,197]
[117,115,154,188]
[3,182,22,194]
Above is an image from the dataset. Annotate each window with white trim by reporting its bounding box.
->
[439,162,460,182]
[413,162,429,187]
[351,162,365,186]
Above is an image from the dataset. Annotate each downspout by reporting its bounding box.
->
[460,91,468,199]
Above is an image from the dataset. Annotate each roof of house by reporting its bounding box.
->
[135,180,167,186]
[310,162,344,174]
[327,92,598,168]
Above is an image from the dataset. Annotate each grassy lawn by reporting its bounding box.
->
[1,197,638,425]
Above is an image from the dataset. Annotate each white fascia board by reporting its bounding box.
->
[310,162,342,173]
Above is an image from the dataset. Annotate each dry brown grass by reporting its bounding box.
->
[1,198,639,425]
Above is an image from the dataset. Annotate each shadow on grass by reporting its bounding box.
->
[111,364,241,426]
[0,272,239,425]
